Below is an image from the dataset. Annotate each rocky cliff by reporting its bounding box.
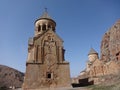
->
[77,19,120,86]
[0,64,24,89]
[100,20,120,62]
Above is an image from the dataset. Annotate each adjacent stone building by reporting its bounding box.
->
[78,19,120,85]
[22,10,71,90]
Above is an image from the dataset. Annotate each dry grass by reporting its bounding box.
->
[87,74,120,90]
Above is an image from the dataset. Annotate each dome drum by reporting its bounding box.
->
[34,13,56,36]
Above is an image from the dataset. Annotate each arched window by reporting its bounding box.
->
[38,25,41,32]
[48,25,51,29]
[53,27,55,30]
[42,24,46,31]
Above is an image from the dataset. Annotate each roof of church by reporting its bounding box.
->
[40,10,52,19]
[35,9,56,25]
[88,48,98,55]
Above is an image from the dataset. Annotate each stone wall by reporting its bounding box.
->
[23,63,71,89]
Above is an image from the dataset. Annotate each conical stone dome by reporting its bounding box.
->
[88,48,98,55]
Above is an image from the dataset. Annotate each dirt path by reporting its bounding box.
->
[56,87,91,90]
[15,87,91,90]
[65,87,91,90]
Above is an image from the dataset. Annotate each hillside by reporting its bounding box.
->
[0,64,24,89]
[87,73,120,90]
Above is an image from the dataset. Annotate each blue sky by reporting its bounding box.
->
[0,0,120,77]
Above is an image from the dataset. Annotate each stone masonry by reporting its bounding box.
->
[22,10,71,90]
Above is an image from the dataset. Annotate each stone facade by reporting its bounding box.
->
[79,48,120,84]
[22,11,71,90]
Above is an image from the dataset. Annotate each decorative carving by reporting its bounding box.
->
[44,35,56,55]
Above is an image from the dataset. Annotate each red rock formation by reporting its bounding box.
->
[101,20,120,62]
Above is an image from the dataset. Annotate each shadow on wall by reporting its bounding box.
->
[72,78,94,88]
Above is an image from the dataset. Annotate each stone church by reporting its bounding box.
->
[22,10,71,90]
[77,20,120,85]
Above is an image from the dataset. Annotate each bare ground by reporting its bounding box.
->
[15,87,91,90]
